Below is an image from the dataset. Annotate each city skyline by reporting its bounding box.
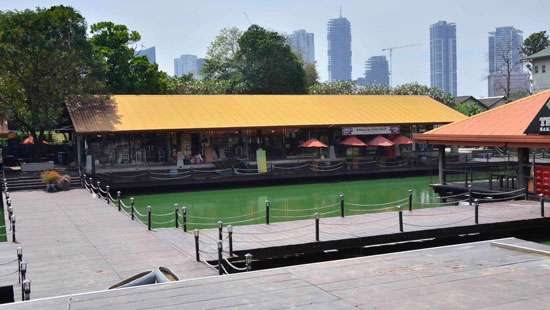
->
[430,21,457,96]
[2,0,549,97]
[327,12,352,81]
[288,29,315,64]
[364,56,390,87]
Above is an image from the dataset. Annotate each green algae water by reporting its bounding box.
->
[127,175,440,229]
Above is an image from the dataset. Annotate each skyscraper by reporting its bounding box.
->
[430,21,457,96]
[364,56,390,87]
[174,55,198,77]
[488,26,529,97]
[327,12,352,81]
[288,30,315,64]
[135,46,156,64]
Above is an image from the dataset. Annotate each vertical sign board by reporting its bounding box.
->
[256,148,268,173]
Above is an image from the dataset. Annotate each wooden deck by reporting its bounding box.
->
[4,238,550,309]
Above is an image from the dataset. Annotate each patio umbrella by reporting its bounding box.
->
[339,136,367,162]
[299,139,328,148]
[392,135,413,145]
[367,135,394,147]
[21,136,48,145]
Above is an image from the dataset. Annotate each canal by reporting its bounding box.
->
[127,175,442,229]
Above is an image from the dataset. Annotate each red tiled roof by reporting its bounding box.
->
[414,91,550,147]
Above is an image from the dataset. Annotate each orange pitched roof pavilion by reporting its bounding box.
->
[414,91,550,148]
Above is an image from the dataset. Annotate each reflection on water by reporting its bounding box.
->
[131,176,439,226]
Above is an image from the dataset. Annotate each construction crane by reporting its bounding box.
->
[381,44,422,86]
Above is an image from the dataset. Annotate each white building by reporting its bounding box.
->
[174,55,198,77]
[288,29,315,64]
[527,47,550,93]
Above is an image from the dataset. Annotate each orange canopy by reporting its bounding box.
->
[339,136,367,147]
[392,135,413,145]
[21,136,48,145]
[367,135,394,147]
[300,139,328,148]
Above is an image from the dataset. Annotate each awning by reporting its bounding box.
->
[392,135,413,145]
[300,139,328,148]
[339,136,367,147]
[368,136,394,147]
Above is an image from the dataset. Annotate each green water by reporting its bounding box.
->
[127,175,440,229]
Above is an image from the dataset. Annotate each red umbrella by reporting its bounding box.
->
[21,136,48,145]
[367,135,394,147]
[339,136,367,147]
[300,139,328,148]
[392,135,413,145]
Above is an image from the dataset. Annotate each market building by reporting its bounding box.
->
[66,95,465,175]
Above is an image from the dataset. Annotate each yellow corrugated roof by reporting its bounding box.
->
[67,95,466,133]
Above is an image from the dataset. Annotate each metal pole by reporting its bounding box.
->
[475,199,479,224]
[540,194,545,217]
[147,206,152,231]
[22,279,30,301]
[265,200,270,225]
[105,185,110,204]
[182,207,187,232]
[19,261,26,300]
[194,229,200,262]
[228,225,233,256]
[96,181,101,198]
[218,221,223,241]
[217,241,223,275]
[16,247,22,284]
[117,191,121,211]
[398,206,403,232]
[339,193,345,217]
[245,253,252,271]
[408,189,413,211]
[468,184,473,206]
[174,204,179,228]
[130,198,135,220]
[11,215,15,243]
[525,187,529,200]
[315,212,320,242]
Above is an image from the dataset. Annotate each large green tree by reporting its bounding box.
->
[523,31,549,57]
[202,27,242,83]
[0,6,101,141]
[90,21,167,94]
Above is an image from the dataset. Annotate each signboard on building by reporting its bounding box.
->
[342,126,400,136]
[525,101,550,135]
[256,148,268,173]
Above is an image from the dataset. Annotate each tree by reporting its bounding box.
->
[202,27,242,82]
[454,101,485,116]
[0,6,101,144]
[491,43,523,101]
[236,25,306,94]
[522,31,549,57]
[303,63,319,88]
[90,21,167,94]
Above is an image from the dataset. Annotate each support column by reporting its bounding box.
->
[438,145,446,185]
[518,147,530,190]
[76,135,82,169]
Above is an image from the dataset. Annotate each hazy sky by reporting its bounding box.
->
[2,0,549,97]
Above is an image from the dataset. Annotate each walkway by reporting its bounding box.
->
[5,238,550,309]
[3,189,215,299]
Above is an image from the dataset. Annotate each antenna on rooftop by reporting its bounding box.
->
[339,6,342,17]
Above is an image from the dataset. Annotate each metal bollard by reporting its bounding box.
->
[7,197,11,207]
[474,199,479,224]
[228,225,233,256]
[130,198,135,221]
[217,241,223,275]
[182,207,187,232]
[11,215,16,243]
[117,191,121,211]
[20,261,27,300]
[22,279,30,301]
[96,181,101,198]
[7,206,12,224]
[408,189,413,211]
[245,253,252,272]
[315,212,320,242]
[339,193,345,217]
[147,206,152,231]
[17,247,22,284]
[468,184,473,206]
[174,204,179,228]
[194,229,200,262]
[88,178,93,193]
[398,206,403,232]
[105,185,110,204]
[540,194,545,217]
[217,221,223,241]
[265,200,270,225]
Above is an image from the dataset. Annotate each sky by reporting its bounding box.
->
[2,0,550,97]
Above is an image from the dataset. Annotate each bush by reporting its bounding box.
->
[56,175,71,191]
[41,170,61,184]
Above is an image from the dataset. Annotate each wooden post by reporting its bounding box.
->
[265,200,270,225]
[540,194,545,217]
[147,206,152,231]
[194,229,200,262]
[475,199,479,224]
[228,225,233,256]
[182,207,187,232]
[339,193,345,217]
[408,189,413,211]
[398,206,403,232]
[117,191,121,211]
[11,215,16,243]
[217,241,223,275]
[438,145,446,185]
[174,204,179,228]
[130,198,135,220]
[245,253,252,271]
[518,147,530,190]
[218,221,223,241]
[315,212,320,242]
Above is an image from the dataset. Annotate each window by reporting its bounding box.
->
[535,65,539,73]
[543,65,547,73]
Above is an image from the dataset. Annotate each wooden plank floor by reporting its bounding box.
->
[1,189,216,300]
[157,199,543,261]
[5,238,550,309]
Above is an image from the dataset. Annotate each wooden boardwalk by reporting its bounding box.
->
[157,199,544,261]
[2,190,216,300]
[5,238,550,309]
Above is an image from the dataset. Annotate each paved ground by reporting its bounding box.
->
[3,238,550,309]
[2,189,215,299]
